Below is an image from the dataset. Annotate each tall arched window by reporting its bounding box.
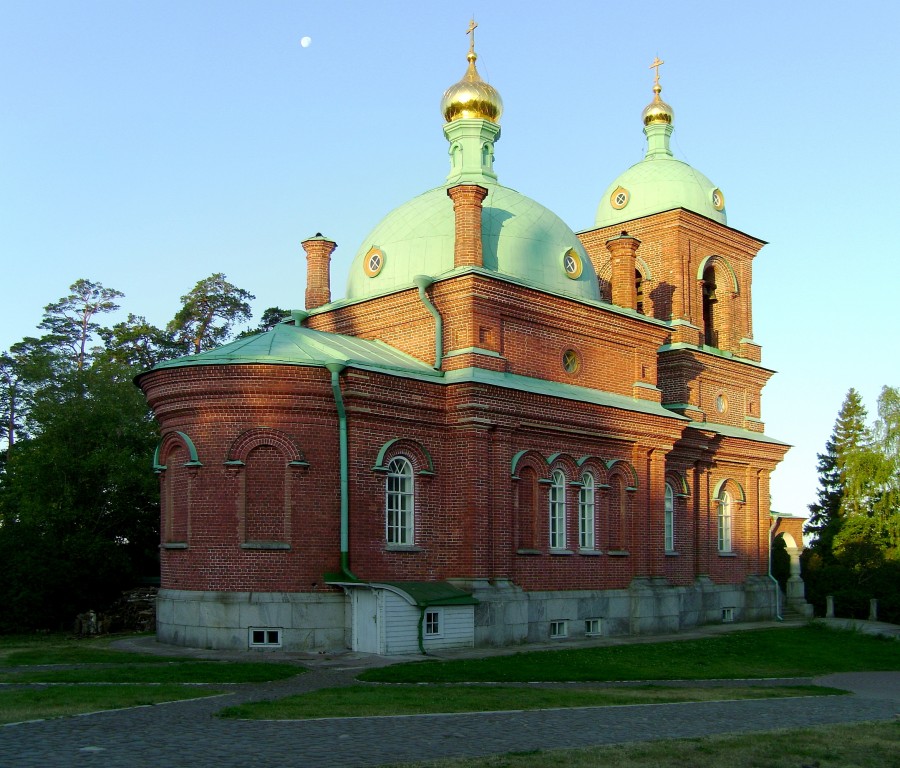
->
[664,483,675,552]
[579,473,595,550]
[717,491,732,553]
[703,265,719,347]
[635,269,645,315]
[549,470,566,550]
[386,457,414,545]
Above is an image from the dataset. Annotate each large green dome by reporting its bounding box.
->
[346,183,600,303]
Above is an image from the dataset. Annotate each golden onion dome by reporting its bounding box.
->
[642,83,674,126]
[441,23,503,124]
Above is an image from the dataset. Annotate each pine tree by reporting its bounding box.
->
[805,388,870,556]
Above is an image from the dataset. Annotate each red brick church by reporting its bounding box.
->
[138,35,808,654]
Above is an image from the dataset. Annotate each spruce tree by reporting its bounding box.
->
[805,388,870,556]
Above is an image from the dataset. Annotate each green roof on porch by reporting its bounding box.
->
[376,581,479,606]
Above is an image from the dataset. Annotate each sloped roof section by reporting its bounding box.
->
[149,321,439,378]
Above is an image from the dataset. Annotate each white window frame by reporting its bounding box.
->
[664,483,675,552]
[579,473,595,550]
[386,456,414,545]
[549,470,567,550]
[549,620,568,639]
[585,618,602,636]
[424,608,442,637]
[717,491,732,553]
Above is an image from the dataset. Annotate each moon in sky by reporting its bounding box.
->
[300,36,312,48]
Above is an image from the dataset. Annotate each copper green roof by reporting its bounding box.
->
[148,321,439,377]
[347,183,599,304]
[374,581,479,606]
[596,116,726,228]
[688,421,790,446]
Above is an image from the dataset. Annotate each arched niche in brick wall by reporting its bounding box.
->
[510,450,546,552]
[698,254,740,351]
[224,427,309,549]
[605,459,638,553]
[155,431,203,547]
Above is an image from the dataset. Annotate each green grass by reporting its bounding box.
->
[1,661,304,684]
[0,685,225,725]
[360,625,900,683]
[218,683,844,720]
[0,632,184,666]
[377,721,900,768]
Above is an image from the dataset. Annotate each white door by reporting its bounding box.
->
[351,589,380,653]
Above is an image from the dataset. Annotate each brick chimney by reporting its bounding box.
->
[447,184,488,268]
[301,233,336,310]
[606,231,641,310]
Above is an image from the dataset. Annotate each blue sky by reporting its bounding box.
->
[2,1,898,518]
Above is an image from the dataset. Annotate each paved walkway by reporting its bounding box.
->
[1,620,898,768]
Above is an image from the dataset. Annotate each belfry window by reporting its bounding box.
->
[386,457,414,545]
[635,269,645,315]
[702,266,718,347]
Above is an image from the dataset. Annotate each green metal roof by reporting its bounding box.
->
[688,421,790,447]
[147,321,440,377]
[596,121,726,228]
[375,581,479,606]
[346,183,600,303]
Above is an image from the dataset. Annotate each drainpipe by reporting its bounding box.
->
[326,361,358,582]
[767,513,783,621]
[416,607,427,656]
[413,275,443,371]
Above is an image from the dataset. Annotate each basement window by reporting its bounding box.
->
[585,618,602,636]
[550,620,568,639]
[721,608,735,623]
[249,628,282,648]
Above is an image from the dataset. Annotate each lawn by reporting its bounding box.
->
[0,685,226,725]
[360,624,900,683]
[218,683,844,720]
[377,721,900,768]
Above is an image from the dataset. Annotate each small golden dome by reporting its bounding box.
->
[642,83,674,126]
[441,22,503,124]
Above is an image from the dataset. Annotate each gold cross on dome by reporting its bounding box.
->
[466,18,477,52]
[649,56,664,86]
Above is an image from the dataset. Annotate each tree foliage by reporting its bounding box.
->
[0,274,259,631]
[168,273,255,354]
[802,386,900,622]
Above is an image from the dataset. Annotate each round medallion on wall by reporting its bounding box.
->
[562,348,581,375]
[611,186,630,210]
[715,393,728,413]
[562,248,584,279]
[711,188,725,211]
[364,247,385,277]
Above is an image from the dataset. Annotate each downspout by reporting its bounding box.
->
[767,513,783,621]
[413,275,443,370]
[416,607,427,655]
[325,361,358,582]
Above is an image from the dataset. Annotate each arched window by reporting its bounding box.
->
[386,457,414,545]
[664,483,675,552]
[635,269,644,315]
[549,470,567,550]
[717,491,732,553]
[703,265,719,347]
[579,473,595,550]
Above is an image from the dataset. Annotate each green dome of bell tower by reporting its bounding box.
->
[596,59,727,228]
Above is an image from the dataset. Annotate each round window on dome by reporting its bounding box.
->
[562,248,583,280]
[562,349,581,375]
[364,247,385,278]
[611,186,630,210]
[711,188,725,211]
